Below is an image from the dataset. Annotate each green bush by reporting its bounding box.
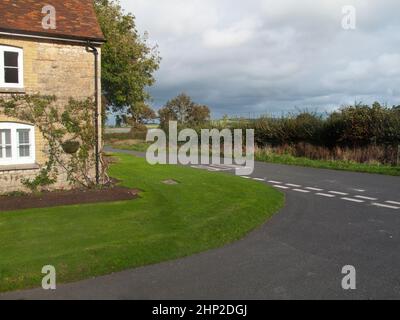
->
[323,102,400,147]
[187,103,400,166]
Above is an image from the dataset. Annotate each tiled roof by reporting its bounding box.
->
[0,0,105,42]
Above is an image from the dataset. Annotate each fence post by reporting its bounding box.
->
[397,144,400,166]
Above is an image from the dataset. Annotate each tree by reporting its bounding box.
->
[127,102,157,125]
[158,93,211,129]
[94,0,160,112]
[186,105,211,126]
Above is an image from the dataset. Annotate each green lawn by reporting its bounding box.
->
[256,151,400,176]
[0,153,283,292]
[110,142,151,152]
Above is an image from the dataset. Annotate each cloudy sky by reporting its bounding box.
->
[120,0,400,118]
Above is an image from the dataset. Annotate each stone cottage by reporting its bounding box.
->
[0,0,105,194]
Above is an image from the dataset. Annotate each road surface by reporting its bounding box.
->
[1,149,400,299]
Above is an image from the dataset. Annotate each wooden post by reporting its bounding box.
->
[397,145,400,167]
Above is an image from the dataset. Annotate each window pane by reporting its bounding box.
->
[4,52,19,67]
[6,146,12,158]
[19,145,30,157]
[18,129,30,144]
[4,68,19,84]
[5,130,11,145]
[0,129,11,145]
[0,129,12,159]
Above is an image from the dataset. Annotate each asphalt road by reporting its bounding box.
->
[2,149,400,300]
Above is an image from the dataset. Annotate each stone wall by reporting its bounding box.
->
[0,35,102,194]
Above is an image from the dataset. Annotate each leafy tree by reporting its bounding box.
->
[94,0,160,112]
[127,102,157,125]
[186,105,211,126]
[158,93,211,129]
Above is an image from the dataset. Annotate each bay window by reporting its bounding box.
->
[0,123,35,166]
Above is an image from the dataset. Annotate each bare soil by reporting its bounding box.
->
[0,187,139,212]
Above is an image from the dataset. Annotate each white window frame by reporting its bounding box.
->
[0,45,24,89]
[0,122,35,166]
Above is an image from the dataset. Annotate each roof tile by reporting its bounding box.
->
[0,0,105,41]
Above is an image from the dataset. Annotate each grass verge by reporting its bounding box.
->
[0,153,283,292]
[107,142,400,176]
[256,151,400,176]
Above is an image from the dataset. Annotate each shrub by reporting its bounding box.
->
[130,123,148,140]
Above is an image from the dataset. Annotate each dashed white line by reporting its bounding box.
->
[354,189,366,192]
[191,165,220,172]
[341,197,365,203]
[293,189,310,193]
[306,187,324,191]
[208,166,231,171]
[268,180,282,184]
[355,195,378,201]
[286,183,302,188]
[386,201,400,206]
[253,178,265,181]
[316,193,336,198]
[329,191,349,196]
[274,185,289,189]
[372,203,400,210]
[240,176,251,179]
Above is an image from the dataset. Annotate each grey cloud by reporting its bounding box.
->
[121,0,400,118]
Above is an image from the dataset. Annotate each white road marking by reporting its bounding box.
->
[329,191,349,196]
[355,195,378,201]
[354,189,366,192]
[191,165,220,171]
[386,201,400,206]
[293,189,310,193]
[253,178,265,181]
[286,183,302,188]
[268,180,282,184]
[241,176,251,179]
[209,164,239,171]
[208,166,231,171]
[274,185,289,189]
[316,193,336,198]
[372,203,400,210]
[306,187,324,191]
[210,164,234,168]
[341,197,365,203]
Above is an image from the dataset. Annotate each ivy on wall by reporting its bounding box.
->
[0,95,109,192]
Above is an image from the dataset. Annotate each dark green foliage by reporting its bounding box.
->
[215,103,400,149]
[188,103,400,166]
[94,0,160,112]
